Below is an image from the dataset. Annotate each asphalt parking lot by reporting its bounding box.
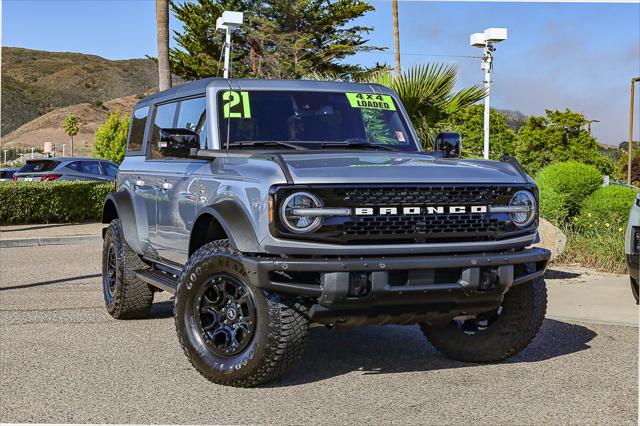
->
[1,240,638,424]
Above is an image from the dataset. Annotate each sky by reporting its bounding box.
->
[2,0,640,145]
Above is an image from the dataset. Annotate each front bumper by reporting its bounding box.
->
[243,247,550,326]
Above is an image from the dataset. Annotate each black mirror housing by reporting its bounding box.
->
[435,132,462,158]
[158,128,199,157]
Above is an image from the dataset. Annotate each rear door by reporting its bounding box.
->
[152,96,207,265]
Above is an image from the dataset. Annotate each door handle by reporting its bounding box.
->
[160,182,173,191]
[134,179,145,187]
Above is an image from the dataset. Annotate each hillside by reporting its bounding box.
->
[1,47,159,135]
[0,94,148,158]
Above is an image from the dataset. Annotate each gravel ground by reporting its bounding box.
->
[0,242,637,424]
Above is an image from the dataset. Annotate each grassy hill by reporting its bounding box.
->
[1,47,159,136]
[0,94,150,158]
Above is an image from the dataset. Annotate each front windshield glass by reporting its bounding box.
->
[218,90,417,151]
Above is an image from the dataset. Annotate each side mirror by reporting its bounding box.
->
[435,132,462,158]
[158,128,199,157]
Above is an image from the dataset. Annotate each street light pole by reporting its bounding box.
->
[587,119,600,135]
[628,77,640,184]
[482,44,493,160]
[470,28,507,160]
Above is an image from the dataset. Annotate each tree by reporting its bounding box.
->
[93,109,130,164]
[437,105,517,159]
[515,109,613,175]
[392,0,400,76]
[156,0,172,91]
[368,64,486,147]
[169,0,381,80]
[63,115,80,157]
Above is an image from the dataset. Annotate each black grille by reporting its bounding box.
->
[272,184,537,245]
[334,185,512,206]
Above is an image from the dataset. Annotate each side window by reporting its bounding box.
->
[81,161,102,175]
[176,97,208,149]
[149,102,178,159]
[127,106,149,153]
[66,161,81,171]
[102,162,118,177]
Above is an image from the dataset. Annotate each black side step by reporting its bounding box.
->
[136,269,178,294]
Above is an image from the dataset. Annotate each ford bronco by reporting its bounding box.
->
[101,78,550,387]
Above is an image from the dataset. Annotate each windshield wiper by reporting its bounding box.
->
[320,139,400,152]
[227,141,304,150]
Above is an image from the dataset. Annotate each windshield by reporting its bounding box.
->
[218,90,417,151]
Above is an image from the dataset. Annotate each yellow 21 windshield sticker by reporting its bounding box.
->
[222,91,251,118]
[346,93,396,111]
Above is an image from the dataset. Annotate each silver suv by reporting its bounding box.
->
[101,78,550,387]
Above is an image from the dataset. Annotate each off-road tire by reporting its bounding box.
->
[420,278,547,363]
[174,240,309,387]
[102,219,154,319]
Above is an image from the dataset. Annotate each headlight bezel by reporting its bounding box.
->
[279,191,324,234]
[509,190,537,228]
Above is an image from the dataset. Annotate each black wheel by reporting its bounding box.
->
[631,277,639,305]
[174,240,309,387]
[102,219,154,319]
[420,278,547,363]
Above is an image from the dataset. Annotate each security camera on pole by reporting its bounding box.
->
[470,28,507,160]
[216,11,244,79]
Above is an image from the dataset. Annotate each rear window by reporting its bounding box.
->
[18,161,58,173]
[127,106,149,153]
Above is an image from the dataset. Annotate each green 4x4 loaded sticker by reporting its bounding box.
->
[346,93,396,111]
[223,91,251,118]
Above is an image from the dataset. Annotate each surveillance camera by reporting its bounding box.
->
[216,11,244,30]
[484,28,508,43]
[470,33,486,48]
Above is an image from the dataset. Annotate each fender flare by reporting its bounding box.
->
[193,200,263,254]
[102,191,144,255]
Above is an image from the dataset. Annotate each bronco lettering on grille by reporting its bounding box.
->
[354,206,488,215]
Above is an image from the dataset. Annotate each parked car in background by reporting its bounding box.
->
[625,193,640,304]
[13,158,118,182]
[0,168,18,182]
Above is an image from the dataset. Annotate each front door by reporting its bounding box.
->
[149,96,208,266]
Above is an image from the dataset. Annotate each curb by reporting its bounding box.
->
[0,235,101,248]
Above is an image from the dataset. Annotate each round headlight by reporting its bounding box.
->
[280,192,323,233]
[509,190,536,227]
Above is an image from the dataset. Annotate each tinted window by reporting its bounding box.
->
[67,161,101,175]
[0,170,15,179]
[176,97,208,149]
[218,90,417,151]
[102,162,118,177]
[19,160,58,173]
[149,102,178,159]
[128,106,149,153]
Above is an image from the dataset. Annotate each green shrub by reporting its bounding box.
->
[0,181,114,224]
[536,161,602,219]
[574,185,637,232]
[539,189,569,227]
[558,228,627,274]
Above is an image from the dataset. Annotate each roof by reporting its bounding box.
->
[25,157,116,163]
[136,78,394,106]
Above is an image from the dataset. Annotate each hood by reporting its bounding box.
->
[279,152,529,184]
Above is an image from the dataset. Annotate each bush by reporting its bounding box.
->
[0,181,114,224]
[93,108,129,164]
[538,189,569,227]
[558,229,627,274]
[574,185,637,232]
[536,161,602,219]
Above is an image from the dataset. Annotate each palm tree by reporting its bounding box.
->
[156,0,172,91]
[63,114,80,157]
[369,64,486,147]
[392,0,400,77]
